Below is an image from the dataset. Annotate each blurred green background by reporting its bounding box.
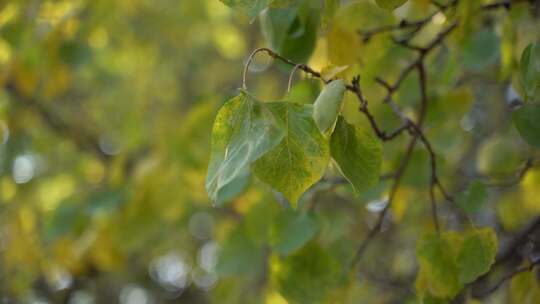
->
[0,0,539,303]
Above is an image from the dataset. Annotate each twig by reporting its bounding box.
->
[287,64,302,93]
[241,48,407,143]
[476,259,540,297]
[358,0,519,43]
[242,48,323,89]
[350,135,419,268]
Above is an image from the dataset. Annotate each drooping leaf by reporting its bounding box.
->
[313,79,346,134]
[456,180,488,214]
[416,232,463,298]
[330,117,382,194]
[276,242,340,303]
[520,42,540,102]
[220,0,270,18]
[253,102,330,206]
[375,0,408,11]
[271,209,319,255]
[205,91,285,205]
[513,104,540,149]
[457,228,497,284]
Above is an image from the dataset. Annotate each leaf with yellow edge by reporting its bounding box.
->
[253,102,330,206]
[416,231,463,299]
[416,228,498,300]
[457,228,498,284]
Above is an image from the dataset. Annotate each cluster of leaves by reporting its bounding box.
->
[206,79,381,206]
[0,0,539,303]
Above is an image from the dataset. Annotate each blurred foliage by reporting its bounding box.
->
[0,0,539,303]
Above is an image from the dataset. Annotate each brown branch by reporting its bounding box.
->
[351,76,409,141]
[417,61,440,232]
[476,259,540,298]
[349,22,462,265]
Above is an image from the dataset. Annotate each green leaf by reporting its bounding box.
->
[375,0,408,10]
[205,92,285,205]
[416,232,463,298]
[330,117,382,194]
[277,242,340,303]
[313,79,346,134]
[457,228,497,284]
[417,229,498,299]
[520,42,540,102]
[216,226,266,276]
[456,180,488,214]
[260,7,298,51]
[220,0,270,18]
[461,29,500,72]
[253,102,330,206]
[260,2,318,65]
[280,4,319,64]
[513,104,540,149]
[271,210,320,255]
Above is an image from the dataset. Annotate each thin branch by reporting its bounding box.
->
[358,0,519,43]
[476,259,540,297]
[241,49,404,143]
[287,64,302,93]
[242,48,323,85]
[351,76,408,141]
[416,61,440,232]
[351,135,419,268]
